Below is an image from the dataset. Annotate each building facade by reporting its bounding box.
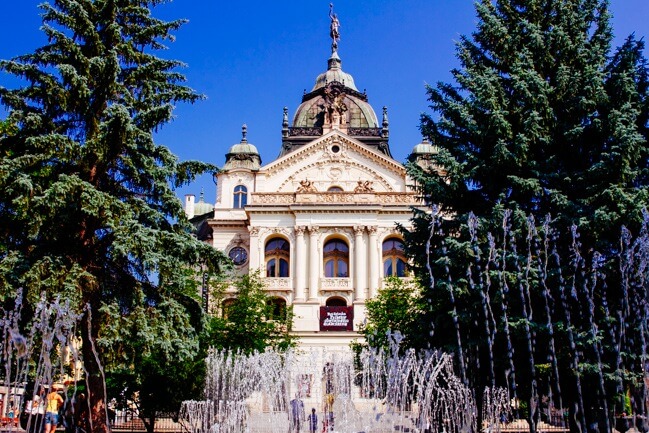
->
[184,15,436,352]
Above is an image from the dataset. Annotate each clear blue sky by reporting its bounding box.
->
[1,1,647,202]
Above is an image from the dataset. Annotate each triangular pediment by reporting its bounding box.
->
[259,130,408,194]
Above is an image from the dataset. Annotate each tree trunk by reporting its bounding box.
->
[142,411,156,433]
[81,309,111,433]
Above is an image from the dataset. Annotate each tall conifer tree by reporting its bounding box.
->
[0,2,227,432]
[403,0,649,431]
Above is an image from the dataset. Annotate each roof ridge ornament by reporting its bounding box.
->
[329,3,340,54]
[241,124,248,143]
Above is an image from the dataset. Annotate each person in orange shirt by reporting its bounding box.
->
[44,387,64,433]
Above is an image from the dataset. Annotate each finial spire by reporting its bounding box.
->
[382,106,390,140]
[282,107,289,138]
[241,124,247,143]
[329,3,340,53]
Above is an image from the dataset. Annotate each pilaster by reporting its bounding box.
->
[308,226,320,301]
[294,225,307,301]
[353,225,366,301]
[367,225,379,299]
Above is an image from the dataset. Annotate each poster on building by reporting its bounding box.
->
[319,306,353,331]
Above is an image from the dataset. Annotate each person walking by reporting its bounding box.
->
[43,386,64,433]
[289,396,304,432]
[307,408,318,433]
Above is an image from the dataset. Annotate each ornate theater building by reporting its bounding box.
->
[184,8,436,353]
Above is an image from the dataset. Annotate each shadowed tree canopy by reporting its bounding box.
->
[409,0,648,247]
[399,1,649,432]
[0,1,228,432]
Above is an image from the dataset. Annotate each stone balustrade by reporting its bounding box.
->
[320,277,352,290]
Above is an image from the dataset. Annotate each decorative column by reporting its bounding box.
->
[249,227,262,273]
[294,226,307,301]
[353,225,366,302]
[367,226,379,299]
[308,226,320,301]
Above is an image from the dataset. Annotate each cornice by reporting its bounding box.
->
[251,192,419,205]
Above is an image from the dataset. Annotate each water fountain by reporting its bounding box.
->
[421,209,649,433]
[0,291,86,433]
[179,335,509,433]
[179,211,649,433]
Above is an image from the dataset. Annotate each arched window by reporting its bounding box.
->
[266,297,287,320]
[328,186,343,192]
[383,238,407,277]
[325,297,347,307]
[265,238,290,277]
[233,185,247,208]
[323,239,349,278]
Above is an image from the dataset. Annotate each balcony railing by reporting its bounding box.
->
[288,127,323,136]
[320,277,352,290]
[263,277,293,291]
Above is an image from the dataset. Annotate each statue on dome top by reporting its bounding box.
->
[329,3,340,52]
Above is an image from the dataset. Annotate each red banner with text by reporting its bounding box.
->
[319,306,354,331]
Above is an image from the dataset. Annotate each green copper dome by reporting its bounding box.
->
[311,52,358,92]
[224,124,261,171]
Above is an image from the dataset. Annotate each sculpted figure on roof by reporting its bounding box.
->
[329,4,340,52]
[323,84,347,126]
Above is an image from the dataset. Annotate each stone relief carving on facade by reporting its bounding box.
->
[226,233,249,251]
[348,127,382,137]
[322,193,354,203]
[266,133,403,179]
[296,180,317,193]
[236,172,254,183]
[251,192,418,205]
[288,127,323,136]
[322,140,346,161]
[308,226,322,248]
[354,180,374,193]
[323,227,352,239]
[327,166,343,180]
[252,194,297,204]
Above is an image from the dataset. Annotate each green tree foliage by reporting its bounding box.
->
[402,1,649,432]
[105,352,206,433]
[356,277,425,352]
[207,273,295,354]
[0,118,17,139]
[0,1,228,432]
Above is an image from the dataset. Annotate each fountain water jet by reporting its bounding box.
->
[422,209,649,433]
[1,291,87,433]
[180,335,510,433]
